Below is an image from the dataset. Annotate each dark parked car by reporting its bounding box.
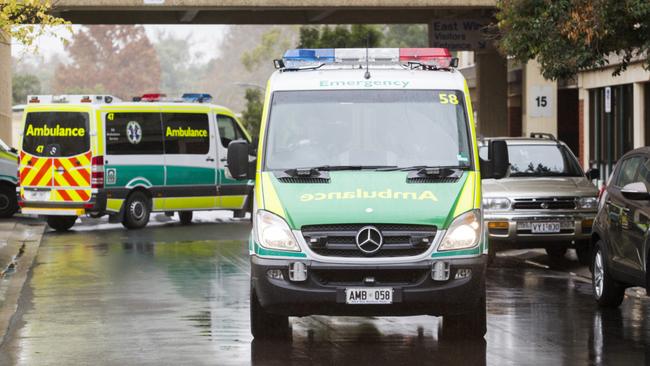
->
[591,147,650,307]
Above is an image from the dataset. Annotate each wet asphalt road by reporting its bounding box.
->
[2,215,650,366]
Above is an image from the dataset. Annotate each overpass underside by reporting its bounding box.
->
[0,0,507,145]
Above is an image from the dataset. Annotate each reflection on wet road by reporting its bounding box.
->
[2,219,650,365]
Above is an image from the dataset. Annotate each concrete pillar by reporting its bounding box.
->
[475,49,508,136]
[0,31,12,146]
[522,59,558,137]
[633,82,645,148]
[578,85,590,168]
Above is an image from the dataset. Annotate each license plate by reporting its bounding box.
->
[531,222,561,233]
[24,190,51,201]
[345,288,393,304]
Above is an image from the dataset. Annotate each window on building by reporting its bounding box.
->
[106,113,163,155]
[216,115,246,148]
[162,113,210,155]
[588,84,634,180]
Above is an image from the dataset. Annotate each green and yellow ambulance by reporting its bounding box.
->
[225,48,509,339]
[0,138,18,218]
[18,94,253,231]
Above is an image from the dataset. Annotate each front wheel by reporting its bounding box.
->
[47,216,77,232]
[250,285,289,339]
[178,211,193,225]
[0,185,18,218]
[440,288,486,339]
[592,241,625,308]
[122,192,151,230]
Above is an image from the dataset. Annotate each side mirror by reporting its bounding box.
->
[9,147,17,154]
[586,168,600,180]
[621,182,650,201]
[227,139,251,180]
[480,140,509,179]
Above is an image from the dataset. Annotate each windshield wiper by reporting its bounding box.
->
[284,165,396,177]
[376,165,469,172]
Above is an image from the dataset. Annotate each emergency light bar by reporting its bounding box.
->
[280,48,456,69]
[27,95,119,104]
[181,93,213,103]
[140,93,167,102]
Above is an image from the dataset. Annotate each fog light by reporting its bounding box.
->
[582,219,594,229]
[432,261,450,281]
[488,221,508,229]
[288,262,308,282]
[266,269,284,280]
[455,268,472,279]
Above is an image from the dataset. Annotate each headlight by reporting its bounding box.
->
[482,197,511,211]
[438,210,482,251]
[577,196,598,209]
[255,210,301,252]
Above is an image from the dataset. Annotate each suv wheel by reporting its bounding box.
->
[575,241,591,266]
[545,246,568,259]
[592,241,625,308]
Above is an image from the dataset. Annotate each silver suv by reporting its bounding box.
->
[480,134,599,264]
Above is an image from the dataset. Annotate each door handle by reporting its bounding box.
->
[206,157,215,162]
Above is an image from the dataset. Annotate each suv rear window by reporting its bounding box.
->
[23,112,90,157]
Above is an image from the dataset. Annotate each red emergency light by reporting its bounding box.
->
[140,93,166,102]
[399,48,456,68]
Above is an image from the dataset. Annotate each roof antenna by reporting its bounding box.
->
[364,35,371,80]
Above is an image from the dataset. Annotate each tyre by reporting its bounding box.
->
[0,184,17,218]
[250,285,289,339]
[47,216,77,232]
[178,211,193,225]
[575,241,591,266]
[545,246,568,259]
[122,191,151,229]
[441,286,487,339]
[592,241,625,308]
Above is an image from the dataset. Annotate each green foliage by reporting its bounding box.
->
[298,25,382,48]
[242,28,293,72]
[381,25,428,48]
[1,0,70,51]
[241,88,263,138]
[12,73,40,104]
[497,0,650,79]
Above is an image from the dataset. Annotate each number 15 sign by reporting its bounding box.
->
[529,85,553,118]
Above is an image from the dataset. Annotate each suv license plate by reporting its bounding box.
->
[531,222,561,233]
[345,288,393,304]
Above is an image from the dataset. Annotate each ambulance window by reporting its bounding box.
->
[106,113,163,155]
[217,115,246,148]
[162,113,210,155]
[22,112,89,157]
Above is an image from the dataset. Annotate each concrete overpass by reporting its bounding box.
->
[0,0,506,144]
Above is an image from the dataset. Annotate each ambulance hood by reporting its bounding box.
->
[262,171,475,230]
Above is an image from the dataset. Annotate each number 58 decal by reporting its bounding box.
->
[439,93,459,105]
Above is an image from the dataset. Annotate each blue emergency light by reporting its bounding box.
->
[182,93,213,103]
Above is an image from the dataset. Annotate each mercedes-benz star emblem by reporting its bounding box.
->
[355,226,383,254]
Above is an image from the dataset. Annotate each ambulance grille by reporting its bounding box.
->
[407,177,461,184]
[302,224,436,258]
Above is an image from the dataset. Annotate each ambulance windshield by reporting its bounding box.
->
[264,90,472,170]
[22,112,90,157]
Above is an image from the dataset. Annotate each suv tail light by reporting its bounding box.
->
[91,156,104,189]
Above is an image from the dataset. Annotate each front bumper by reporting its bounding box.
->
[251,255,486,317]
[484,211,596,246]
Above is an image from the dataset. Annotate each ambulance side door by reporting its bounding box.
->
[162,111,217,210]
[215,113,251,210]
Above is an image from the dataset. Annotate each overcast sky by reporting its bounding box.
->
[11,25,229,63]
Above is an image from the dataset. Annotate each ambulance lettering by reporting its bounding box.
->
[300,189,438,202]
